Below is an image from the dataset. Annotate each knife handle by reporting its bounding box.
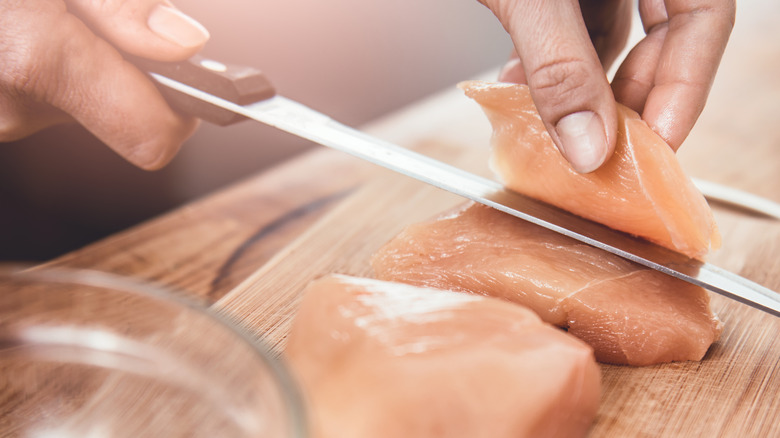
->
[130,55,276,126]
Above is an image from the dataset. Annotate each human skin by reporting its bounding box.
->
[479,0,736,173]
[0,0,209,170]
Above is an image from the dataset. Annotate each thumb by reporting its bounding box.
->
[65,0,209,61]
[487,0,617,173]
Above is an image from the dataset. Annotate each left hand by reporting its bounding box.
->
[480,0,735,172]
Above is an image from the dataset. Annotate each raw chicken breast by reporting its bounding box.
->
[459,81,720,260]
[284,274,600,438]
[371,203,723,366]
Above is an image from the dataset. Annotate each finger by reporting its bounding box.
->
[0,1,67,141]
[501,1,633,80]
[64,0,209,61]
[611,23,666,114]
[640,0,735,150]
[484,0,618,173]
[580,0,633,71]
[497,51,527,83]
[498,0,633,85]
[7,0,198,169]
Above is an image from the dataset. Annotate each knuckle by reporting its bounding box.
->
[0,6,80,102]
[526,58,591,106]
[0,1,71,140]
[0,29,42,96]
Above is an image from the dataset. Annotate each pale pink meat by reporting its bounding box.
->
[459,81,720,260]
[371,203,723,366]
[284,274,601,438]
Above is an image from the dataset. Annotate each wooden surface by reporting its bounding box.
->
[47,3,780,437]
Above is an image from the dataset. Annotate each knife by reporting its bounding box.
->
[134,55,780,318]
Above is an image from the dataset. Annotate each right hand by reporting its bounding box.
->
[0,0,211,170]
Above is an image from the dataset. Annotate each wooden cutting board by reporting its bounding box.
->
[46,3,779,436]
[212,136,779,437]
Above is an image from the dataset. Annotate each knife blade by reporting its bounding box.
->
[137,56,780,318]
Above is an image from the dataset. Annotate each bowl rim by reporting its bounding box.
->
[0,264,308,438]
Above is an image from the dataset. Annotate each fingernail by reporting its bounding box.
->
[555,111,609,173]
[148,4,209,48]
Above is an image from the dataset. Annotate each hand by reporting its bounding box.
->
[479,0,735,173]
[0,0,210,170]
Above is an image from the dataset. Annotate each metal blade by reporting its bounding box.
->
[150,73,780,317]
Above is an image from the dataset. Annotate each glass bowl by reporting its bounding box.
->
[0,266,306,437]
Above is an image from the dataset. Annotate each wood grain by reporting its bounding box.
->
[46,149,376,304]
[214,138,779,437]
[213,142,477,351]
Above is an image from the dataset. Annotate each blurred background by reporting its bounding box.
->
[0,0,512,260]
